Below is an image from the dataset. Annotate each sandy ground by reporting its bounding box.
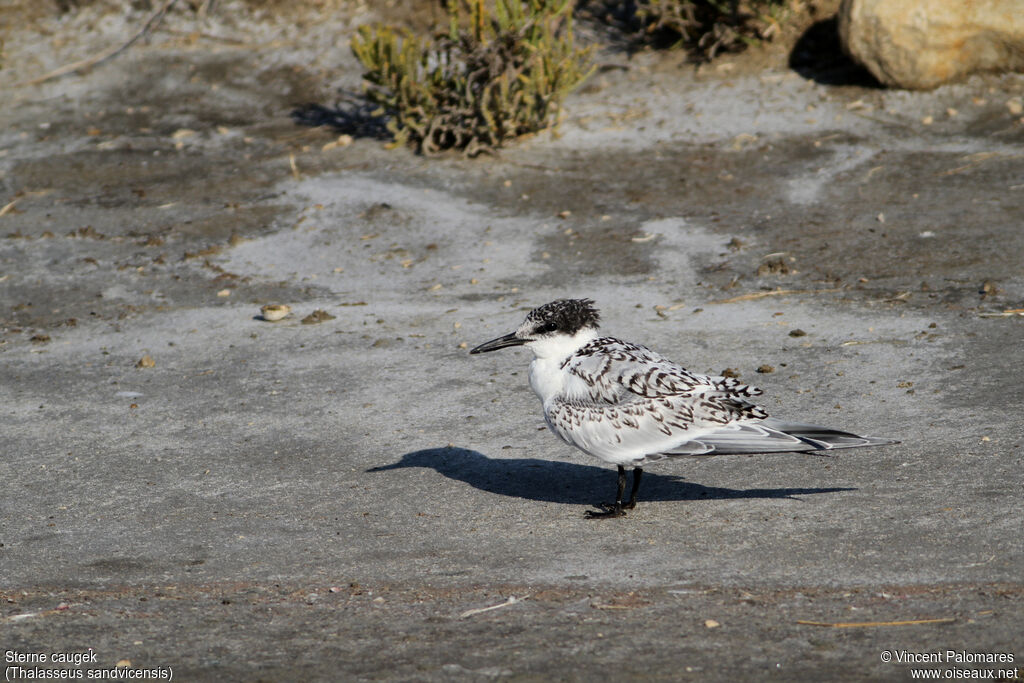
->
[1,1,1023,680]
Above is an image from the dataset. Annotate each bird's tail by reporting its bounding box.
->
[759,418,898,450]
[655,417,898,458]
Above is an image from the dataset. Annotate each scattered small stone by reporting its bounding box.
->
[321,134,353,151]
[216,288,231,297]
[69,225,105,240]
[30,334,50,344]
[757,258,791,276]
[721,368,740,378]
[260,304,291,322]
[789,329,807,337]
[756,364,775,374]
[301,309,336,325]
[136,354,155,369]
[704,619,721,629]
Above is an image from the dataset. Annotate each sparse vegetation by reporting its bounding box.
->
[350,0,595,156]
[634,0,791,59]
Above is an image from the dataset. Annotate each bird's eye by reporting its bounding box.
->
[537,322,558,334]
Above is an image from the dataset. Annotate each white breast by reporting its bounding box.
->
[528,356,564,404]
[525,328,599,404]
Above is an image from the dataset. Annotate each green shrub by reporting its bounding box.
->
[351,0,595,156]
[635,0,789,59]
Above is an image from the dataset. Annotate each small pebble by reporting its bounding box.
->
[301,309,336,325]
[260,304,291,322]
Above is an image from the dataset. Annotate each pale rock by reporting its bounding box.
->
[839,0,1024,89]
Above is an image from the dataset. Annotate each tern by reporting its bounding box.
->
[470,298,896,518]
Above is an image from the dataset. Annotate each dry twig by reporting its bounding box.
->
[797,617,955,628]
[978,309,1024,318]
[0,199,19,217]
[18,0,180,87]
[459,595,527,618]
[710,288,841,305]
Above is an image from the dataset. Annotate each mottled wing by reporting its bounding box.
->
[545,338,770,464]
[564,338,763,403]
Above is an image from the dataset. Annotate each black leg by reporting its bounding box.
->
[585,465,636,519]
[624,467,643,510]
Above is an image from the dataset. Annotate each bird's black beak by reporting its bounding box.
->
[469,332,527,354]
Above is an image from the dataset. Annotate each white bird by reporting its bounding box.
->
[470,298,896,518]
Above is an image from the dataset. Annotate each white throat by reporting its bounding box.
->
[526,327,599,404]
[527,327,599,361]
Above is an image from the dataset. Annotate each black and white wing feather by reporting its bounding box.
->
[544,337,894,465]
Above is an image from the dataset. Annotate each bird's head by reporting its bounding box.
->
[470,298,601,359]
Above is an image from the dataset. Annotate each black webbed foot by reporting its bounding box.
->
[584,466,642,519]
[584,502,627,519]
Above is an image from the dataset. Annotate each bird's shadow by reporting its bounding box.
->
[368,447,854,506]
[290,91,392,140]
